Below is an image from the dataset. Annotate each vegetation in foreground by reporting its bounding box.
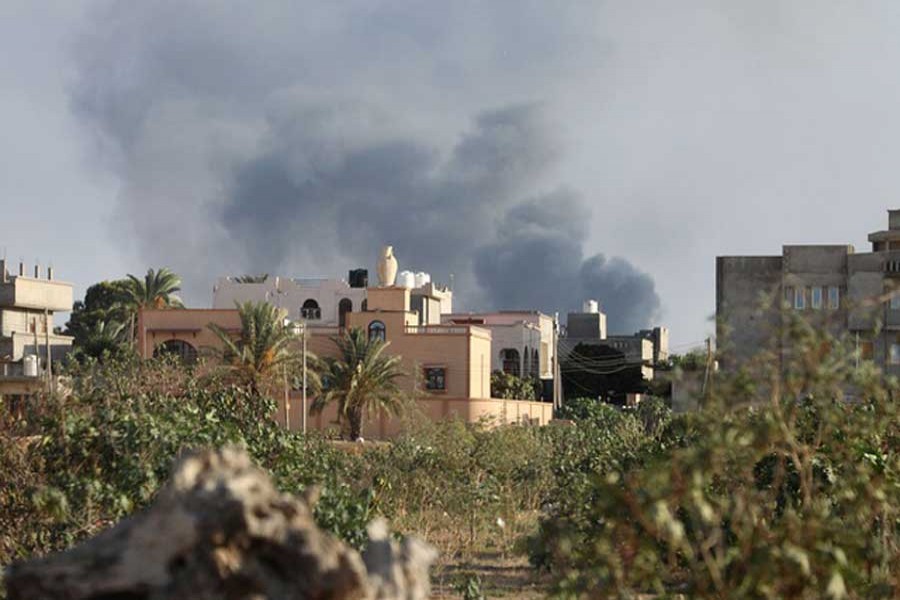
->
[3,296,900,597]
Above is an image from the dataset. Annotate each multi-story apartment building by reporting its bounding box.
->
[717,209,900,374]
[0,261,73,405]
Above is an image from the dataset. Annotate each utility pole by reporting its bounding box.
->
[552,312,561,411]
[44,308,52,393]
[302,320,308,434]
[283,364,290,431]
[701,337,712,402]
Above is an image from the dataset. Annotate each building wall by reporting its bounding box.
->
[441,311,556,380]
[0,276,74,312]
[213,277,367,327]
[716,256,784,372]
[137,299,519,438]
[566,312,607,340]
[716,215,900,375]
[137,309,244,359]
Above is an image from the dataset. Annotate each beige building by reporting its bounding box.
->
[441,310,558,401]
[0,261,74,409]
[138,284,552,438]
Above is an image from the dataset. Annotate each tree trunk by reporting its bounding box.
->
[348,407,364,441]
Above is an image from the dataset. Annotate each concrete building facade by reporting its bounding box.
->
[0,261,74,406]
[717,209,900,374]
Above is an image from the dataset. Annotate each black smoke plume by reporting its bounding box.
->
[71,1,660,331]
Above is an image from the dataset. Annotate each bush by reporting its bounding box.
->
[531,315,900,598]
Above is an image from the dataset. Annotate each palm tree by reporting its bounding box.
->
[77,320,129,361]
[123,267,185,310]
[311,327,405,441]
[207,301,306,396]
[122,268,185,343]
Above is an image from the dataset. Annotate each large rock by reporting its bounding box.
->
[4,447,436,600]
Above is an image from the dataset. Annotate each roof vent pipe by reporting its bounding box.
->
[34,264,40,279]
[47,266,54,281]
[18,262,25,277]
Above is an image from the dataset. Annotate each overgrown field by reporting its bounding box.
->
[3,319,900,598]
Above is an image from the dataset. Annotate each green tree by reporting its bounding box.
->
[207,301,305,396]
[490,370,539,400]
[65,280,131,353]
[311,327,405,441]
[73,320,130,362]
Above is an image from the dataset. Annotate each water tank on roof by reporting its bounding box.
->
[583,299,599,314]
[397,270,416,288]
[23,354,39,377]
[348,269,368,288]
[414,272,431,288]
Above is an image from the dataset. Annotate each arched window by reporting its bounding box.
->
[368,320,386,342]
[523,347,530,377]
[154,339,198,364]
[532,348,540,377]
[500,348,520,377]
[301,298,321,320]
[338,298,353,328]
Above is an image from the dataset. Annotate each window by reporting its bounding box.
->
[368,320,386,342]
[301,299,321,320]
[500,348,520,377]
[532,348,540,377]
[154,339,198,364]
[424,366,446,391]
[338,298,353,328]
[827,286,840,310]
[891,292,900,310]
[811,287,823,310]
[794,287,806,310]
[890,343,900,365]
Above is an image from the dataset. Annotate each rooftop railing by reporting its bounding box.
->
[404,326,469,335]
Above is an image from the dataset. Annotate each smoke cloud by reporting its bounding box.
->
[70,1,661,332]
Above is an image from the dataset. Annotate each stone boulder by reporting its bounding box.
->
[5,447,436,600]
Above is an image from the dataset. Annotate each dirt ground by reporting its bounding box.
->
[429,552,550,599]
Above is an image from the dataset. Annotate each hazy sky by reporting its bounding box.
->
[2,1,898,348]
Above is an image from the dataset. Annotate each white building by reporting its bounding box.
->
[213,275,368,328]
[213,270,453,328]
[441,310,557,382]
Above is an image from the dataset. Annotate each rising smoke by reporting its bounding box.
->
[70,1,661,332]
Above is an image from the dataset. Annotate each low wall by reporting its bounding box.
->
[273,394,554,439]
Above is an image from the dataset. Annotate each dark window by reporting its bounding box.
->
[301,298,321,320]
[154,339,198,364]
[361,299,368,312]
[424,366,446,391]
[338,298,353,328]
[368,320,386,342]
[500,348,520,377]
